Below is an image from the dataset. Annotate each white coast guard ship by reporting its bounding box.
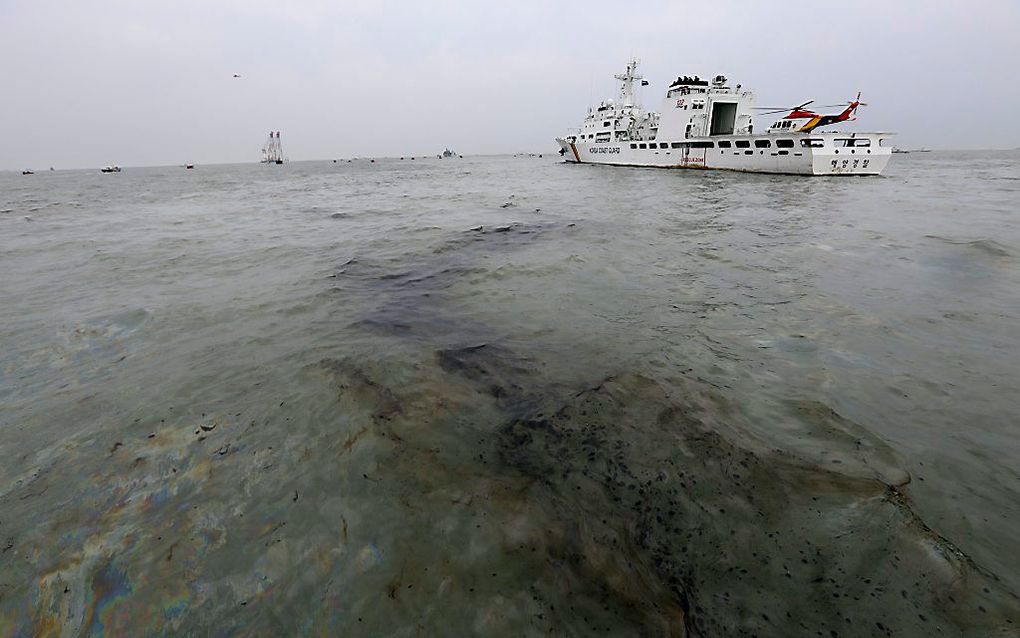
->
[556,60,892,175]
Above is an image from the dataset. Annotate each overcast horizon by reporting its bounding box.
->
[3,0,1019,170]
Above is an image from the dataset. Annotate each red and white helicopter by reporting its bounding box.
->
[755,93,866,133]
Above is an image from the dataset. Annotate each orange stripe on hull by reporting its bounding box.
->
[570,143,581,162]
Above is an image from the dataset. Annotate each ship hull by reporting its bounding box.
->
[556,133,892,176]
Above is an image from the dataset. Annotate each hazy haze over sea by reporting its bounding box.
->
[1,153,1019,635]
[3,0,1020,169]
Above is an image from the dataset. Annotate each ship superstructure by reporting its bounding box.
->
[261,131,284,164]
[556,60,892,176]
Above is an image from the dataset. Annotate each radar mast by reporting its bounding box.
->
[614,59,643,108]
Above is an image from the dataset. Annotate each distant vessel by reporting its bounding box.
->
[185,164,195,169]
[556,60,893,176]
[22,170,33,175]
[442,148,456,158]
[261,131,284,164]
[101,166,121,173]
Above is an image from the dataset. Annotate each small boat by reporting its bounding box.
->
[101,166,121,173]
[442,148,456,158]
[185,164,194,169]
[22,170,34,175]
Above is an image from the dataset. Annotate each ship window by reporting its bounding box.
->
[659,143,668,149]
[735,140,750,148]
[833,139,852,147]
[717,140,732,148]
[639,143,647,149]
[879,138,891,147]
[854,138,871,147]
[630,143,637,149]
[776,139,794,148]
[801,139,825,148]
[754,139,772,148]
[778,150,789,155]
[670,142,683,148]
[691,141,714,148]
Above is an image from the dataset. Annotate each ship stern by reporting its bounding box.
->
[808,134,893,175]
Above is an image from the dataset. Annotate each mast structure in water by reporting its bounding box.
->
[261,131,284,164]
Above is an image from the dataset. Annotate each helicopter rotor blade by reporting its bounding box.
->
[754,98,814,112]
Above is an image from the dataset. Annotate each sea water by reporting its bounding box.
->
[1,153,1018,635]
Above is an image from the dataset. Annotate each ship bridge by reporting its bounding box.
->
[563,63,755,145]
[656,74,755,140]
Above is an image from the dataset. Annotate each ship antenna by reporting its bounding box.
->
[614,58,642,108]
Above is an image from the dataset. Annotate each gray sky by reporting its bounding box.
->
[3,0,1018,169]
